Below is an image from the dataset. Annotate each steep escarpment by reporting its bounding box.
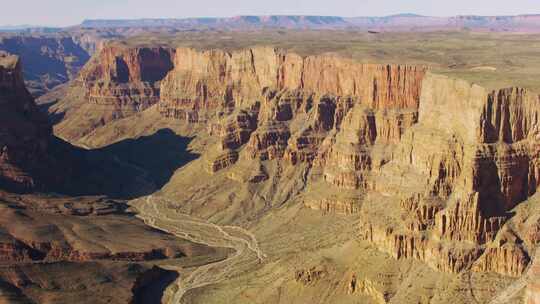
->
[155,49,538,279]
[357,74,540,277]
[0,51,55,190]
[52,45,174,141]
[158,47,424,123]
[47,44,540,303]
[0,49,232,304]
[0,34,93,96]
[54,46,424,148]
[78,45,173,116]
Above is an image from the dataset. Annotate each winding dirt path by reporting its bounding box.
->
[133,195,265,303]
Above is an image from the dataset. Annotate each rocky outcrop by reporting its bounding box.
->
[526,251,540,304]
[359,221,483,274]
[158,47,425,124]
[0,51,54,190]
[342,272,390,304]
[303,197,361,215]
[52,45,175,140]
[207,150,239,173]
[295,266,327,286]
[356,74,540,277]
[471,245,529,277]
[54,46,426,145]
[79,45,174,116]
[0,193,217,267]
[50,43,540,283]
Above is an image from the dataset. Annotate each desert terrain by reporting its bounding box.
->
[0,16,539,304]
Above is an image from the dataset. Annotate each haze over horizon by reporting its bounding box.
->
[2,0,540,27]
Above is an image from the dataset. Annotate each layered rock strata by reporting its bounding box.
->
[0,34,92,96]
[0,51,53,190]
[78,45,174,117]
[358,75,540,277]
[53,45,540,280]
[158,47,424,123]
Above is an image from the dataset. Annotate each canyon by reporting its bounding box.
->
[0,48,229,304]
[36,40,540,303]
[0,26,539,303]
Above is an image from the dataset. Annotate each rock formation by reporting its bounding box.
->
[48,44,540,294]
[79,46,173,109]
[526,252,540,303]
[0,191,222,304]
[0,51,54,190]
[0,34,93,96]
[357,74,540,277]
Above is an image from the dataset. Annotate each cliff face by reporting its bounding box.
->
[0,34,93,96]
[55,46,425,145]
[527,251,540,304]
[357,74,540,277]
[79,45,174,111]
[52,45,540,282]
[159,47,424,122]
[0,51,53,190]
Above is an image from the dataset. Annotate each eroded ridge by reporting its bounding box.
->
[46,42,540,303]
[490,247,540,304]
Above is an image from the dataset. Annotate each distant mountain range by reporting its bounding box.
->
[0,25,61,33]
[3,14,540,33]
[78,14,540,32]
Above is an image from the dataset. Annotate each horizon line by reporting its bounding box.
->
[3,12,540,29]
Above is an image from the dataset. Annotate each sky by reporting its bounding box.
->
[3,0,540,27]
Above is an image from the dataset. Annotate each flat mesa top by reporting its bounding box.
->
[0,51,18,69]
[114,30,540,92]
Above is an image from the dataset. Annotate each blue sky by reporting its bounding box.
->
[5,0,540,26]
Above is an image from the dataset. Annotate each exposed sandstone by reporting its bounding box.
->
[48,43,540,284]
[158,47,425,125]
[359,221,483,274]
[295,266,327,286]
[526,251,540,304]
[357,74,539,277]
[207,149,239,173]
[471,244,529,277]
[303,197,360,215]
[79,46,174,116]
[245,121,291,160]
[342,271,390,304]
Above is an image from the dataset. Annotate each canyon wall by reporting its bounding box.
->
[52,45,540,281]
[0,51,54,190]
[357,74,540,277]
[527,251,540,303]
[158,47,424,122]
[0,34,93,96]
[79,45,173,113]
[52,45,174,140]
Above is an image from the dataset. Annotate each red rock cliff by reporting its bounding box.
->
[159,47,425,122]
